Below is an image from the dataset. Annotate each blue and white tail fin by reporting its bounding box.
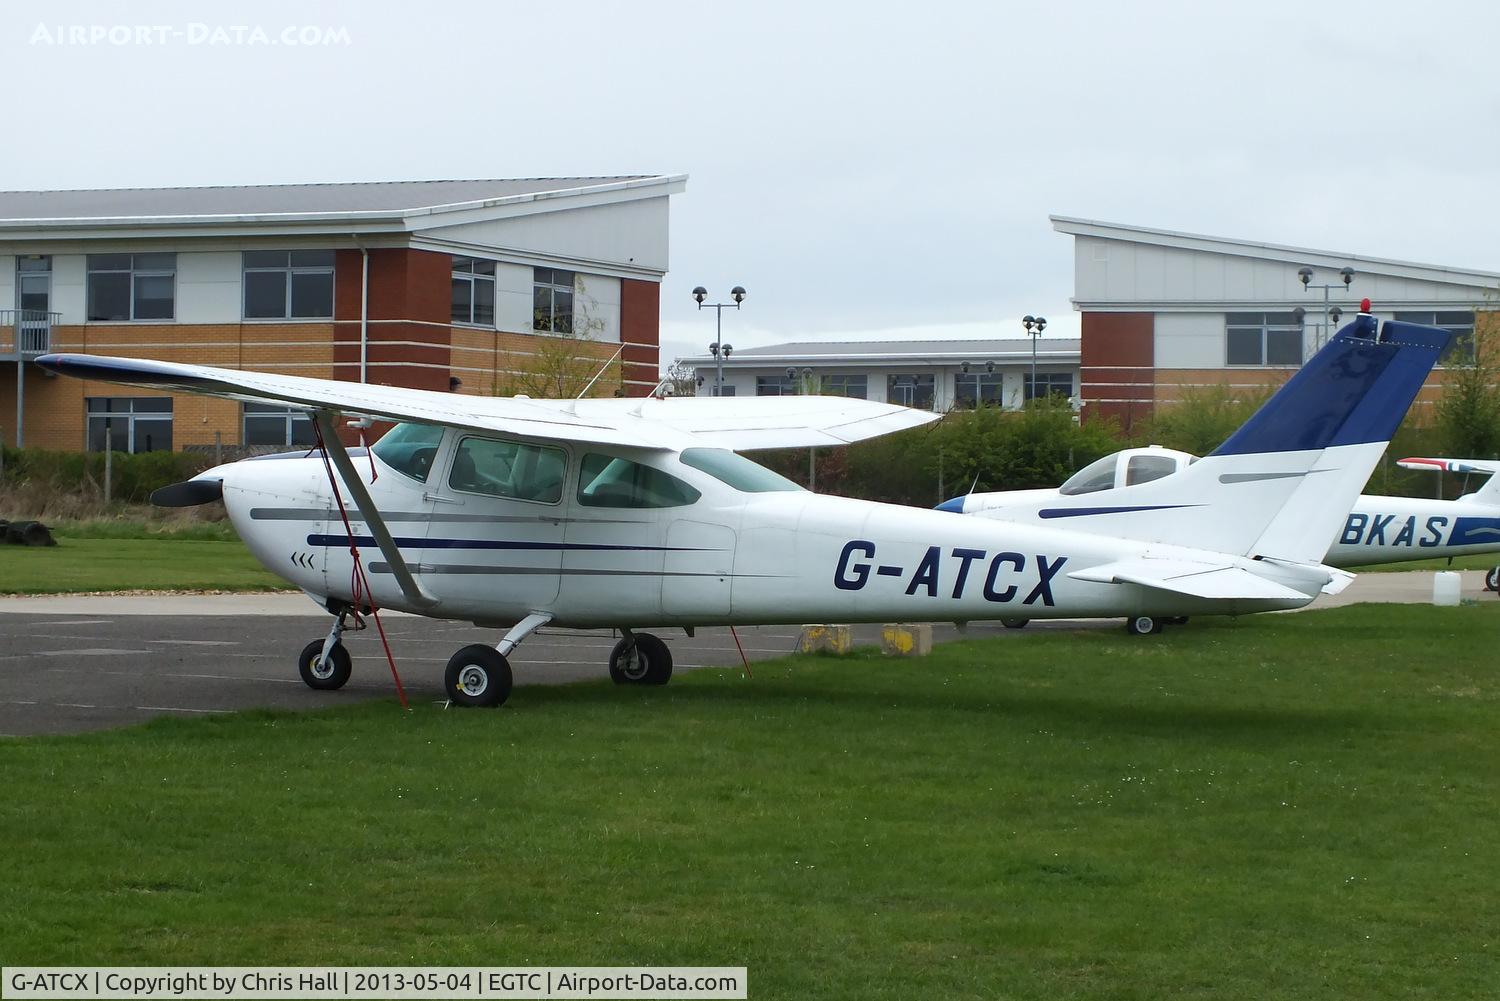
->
[979,314,1451,562]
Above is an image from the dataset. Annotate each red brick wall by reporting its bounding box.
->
[332,248,452,391]
[1080,312,1155,431]
[619,278,662,396]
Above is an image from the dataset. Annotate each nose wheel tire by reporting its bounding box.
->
[445,645,513,708]
[298,639,352,690]
[609,632,673,685]
[1485,567,1499,592]
[1001,618,1029,629]
[1125,616,1163,636]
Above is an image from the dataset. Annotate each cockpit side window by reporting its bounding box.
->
[578,454,701,508]
[449,436,567,503]
[370,423,444,483]
[1125,454,1180,486]
[1058,454,1119,495]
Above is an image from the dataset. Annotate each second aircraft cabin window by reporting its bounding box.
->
[577,454,701,509]
[450,437,567,503]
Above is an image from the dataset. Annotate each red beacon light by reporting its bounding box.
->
[1360,297,1372,313]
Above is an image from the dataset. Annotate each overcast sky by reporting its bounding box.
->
[5,0,1498,371]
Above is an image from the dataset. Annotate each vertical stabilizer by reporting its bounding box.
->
[974,315,1451,561]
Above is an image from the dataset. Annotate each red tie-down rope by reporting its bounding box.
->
[312,419,409,710]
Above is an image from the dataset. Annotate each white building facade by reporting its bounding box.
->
[1054,216,1497,430]
[684,338,1080,411]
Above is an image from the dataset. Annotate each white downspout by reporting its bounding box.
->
[353,235,369,383]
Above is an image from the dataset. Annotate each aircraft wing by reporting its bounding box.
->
[614,394,941,449]
[1068,558,1311,602]
[1398,457,1500,476]
[35,354,939,450]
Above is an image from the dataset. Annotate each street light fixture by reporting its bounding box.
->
[1022,314,1048,403]
[695,285,747,396]
[1296,265,1355,352]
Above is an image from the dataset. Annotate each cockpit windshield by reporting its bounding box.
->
[371,423,444,482]
[1058,454,1119,495]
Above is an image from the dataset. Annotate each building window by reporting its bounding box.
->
[1226,312,1304,366]
[86,397,172,453]
[888,374,935,409]
[87,253,175,321]
[243,403,316,447]
[819,374,868,399]
[451,257,496,326]
[1025,372,1074,401]
[533,267,574,334]
[756,375,796,396]
[955,372,1004,408]
[243,251,334,319]
[1394,310,1476,365]
[17,255,50,314]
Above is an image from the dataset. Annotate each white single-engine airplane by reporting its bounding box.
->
[943,446,1500,575]
[36,312,1448,706]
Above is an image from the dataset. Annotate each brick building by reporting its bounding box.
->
[1053,216,1498,431]
[0,176,684,451]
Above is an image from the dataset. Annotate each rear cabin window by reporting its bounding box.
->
[680,448,804,492]
[449,436,567,503]
[371,423,444,483]
[577,454,701,508]
[1125,454,1180,486]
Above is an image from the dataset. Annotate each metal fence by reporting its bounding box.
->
[0,308,59,357]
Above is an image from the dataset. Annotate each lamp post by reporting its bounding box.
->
[1296,265,1354,352]
[694,285,746,396]
[1022,314,1047,403]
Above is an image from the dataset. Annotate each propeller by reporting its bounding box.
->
[150,478,224,507]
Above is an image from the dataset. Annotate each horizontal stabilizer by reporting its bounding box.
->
[1067,558,1311,602]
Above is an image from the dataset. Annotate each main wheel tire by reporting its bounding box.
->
[444,645,513,708]
[1486,567,1500,592]
[609,632,673,686]
[1125,616,1163,636]
[1001,617,1030,629]
[298,639,352,690]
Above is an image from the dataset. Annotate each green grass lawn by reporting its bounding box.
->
[1,604,1496,998]
[1348,552,1499,574]
[0,535,288,593]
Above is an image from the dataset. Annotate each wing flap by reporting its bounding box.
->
[1068,558,1310,601]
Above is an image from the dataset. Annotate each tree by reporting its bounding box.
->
[1143,382,1275,455]
[493,277,621,399]
[1433,321,1500,459]
[665,359,698,397]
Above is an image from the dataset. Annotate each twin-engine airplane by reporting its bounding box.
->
[36,312,1449,707]
[944,446,1500,575]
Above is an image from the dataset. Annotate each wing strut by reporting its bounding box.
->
[313,411,437,609]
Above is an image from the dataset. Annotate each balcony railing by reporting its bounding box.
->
[0,308,59,358]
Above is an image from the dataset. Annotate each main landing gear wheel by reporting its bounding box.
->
[1125,616,1164,636]
[445,645,513,708]
[1001,618,1030,629]
[609,632,673,686]
[298,639,352,690]
[1485,567,1500,592]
